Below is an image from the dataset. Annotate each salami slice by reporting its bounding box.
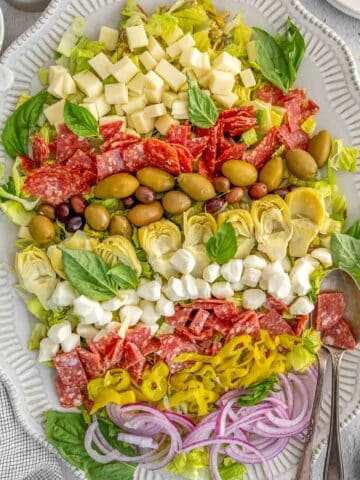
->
[220,107,257,136]
[56,124,79,162]
[31,134,50,165]
[143,138,180,175]
[121,341,145,370]
[20,155,37,175]
[258,310,293,336]
[96,149,125,180]
[166,124,191,145]
[166,307,193,330]
[245,127,278,169]
[322,318,356,350]
[204,313,231,336]
[101,132,140,153]
[257,85,284,104]
[122,142,148,172]
[55,376,82,408]
[197,125,218,178]
[67,149,97,185]
[213,302,239,322]
[159,334,198,373]
[284,99,302,133]
[99,121,124,140]
[126,326,152,350]
[189,309,210,336]
[314,292,346,331]
[191,299,227,309]
[179,326,214,343]
[103,337,124,369]
[170,143,193,172]
[54,350,88,388]
[299,99,319,123]
[216,143,247,172]
[278,88,306,105]
[217,135,234,157]
[277,125,309,150]
[127,358,147,384]
[92,331,120,356]
[186,136,208,158]
[226,310,260,342]
[77,347,103,379]
[264,296,289,315]
[141,337,161,356]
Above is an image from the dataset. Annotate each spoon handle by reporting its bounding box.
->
[295,348,328,480]
[323,349,344,480]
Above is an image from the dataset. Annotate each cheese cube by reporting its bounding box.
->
[213,52,241,74]
[164,25,183,45]
[155,114,179,135]
[99,26,119,51]
[209,70,235,95]
[144,87,163,104]
[148,36,166,61]
[126,25,149,51]
[131,111,156,134]
[47,75,65,99]
[180,48,202,68]
[74,71,103,97]
[111,56,139,83]
[57,31,77,57]
[155,59,186,92]
[122,95,147,115]
[177,33,195,51]
[139,51,157,71]
[48,65,66,83]
[88,52,113,80]
[80,102,98,119]
[198,71,212,88]
[144,103,166,118]
[166,43,181,59]
[162,91,177,108]
[104,83,128,104]
[239,68,256,88]
[62,73,76,95]
[44,99,65,126]
[246,41,257,63]
[84,94,111,117]
[127,72,145,95]
[144,71,164,90]
[193,52,211,77]
[172,100,189,120]
[213,92,238,109]
[99,115,124,125]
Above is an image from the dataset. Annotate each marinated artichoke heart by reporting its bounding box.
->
[139,219,182,279]
[217,209,255,259]
[286,187,325,257]
[47,231,100,279]
[183,209,217,276]
[251,195,293,261]
[15,246,57,307]
[96,235,141,276]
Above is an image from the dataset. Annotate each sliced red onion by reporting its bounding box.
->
[117,433,158,449]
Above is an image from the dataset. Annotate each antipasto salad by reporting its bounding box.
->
[1,1,360,479]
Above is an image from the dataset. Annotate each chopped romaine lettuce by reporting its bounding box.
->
[308,265,326,302]
[69,37,105,74]
[38,68,49,85]
[219,458,246,480]
[0,200,35,226]
[119,0,146,28]
[28,323,48,351]
[328,139,358,173]
[301,116,316,135]
[229,14,253,57]
[173,5,209,33]
[145,12,179,39]
[167,448,209,478]
[193,30,211,52]
[287,329,321,373]
[241,128,257,146]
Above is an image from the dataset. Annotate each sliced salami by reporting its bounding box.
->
[166,124,191,145]
[96,149,125,180]
[226,310,260,342]
[159,334,198,373]
[299,99,319,123]
[143,138,180,175]
[321,318,356,350]
[31,134,50,165]
[103,337,124,369]
[220,107,257,136]
[205,313,231,336]
[258,310,293,336]
[245,127,278,169]
[186,136,208,158]
[126,326,152,350]
[284,99,302,133]
[127,358,147,384]
[122,142,148,172]
[277,125,309,150]
[170,143,193,172]
[179,326,214,343]
[121,341,145,370]
[54,350,88,388]
[76,347,103,379]
[278,88,306,105]
[264,296,289,315]
[101,132,140,153]
[216,143,247,172]
[55,376,82,408]
[99,121,124,140]
[197,125,218,178]
[92,331,120,356]
[257,85,284,104]
[315,292,346,331]
[189,309,210,336]
[20,155,37,175]
[67,149,97,185]
[166,307,193,330]
[141,337,161,356]
[213,302,239,322]
[56,124,79,162]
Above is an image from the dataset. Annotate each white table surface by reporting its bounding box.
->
[0,1,359,479]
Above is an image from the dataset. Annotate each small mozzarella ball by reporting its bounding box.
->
[311,248,333,268]
[156,295,175,316]
[221,259,243,283]
[137,280,162,301]
[73,295,99,318]
[123,289,140,306]
[195,279,211,299]
[47,321,72,343]
[282,293,296,306]
[243,289,266,310]
[61,333,81,353]
[101,297,123,311]
[281,256,292,273]
[76,324,99,340]
[267,272,292,300]
[120,305,143,326]
[170,249,196,274]
[289,297,315,316]
[165,277,188,301]
[290,256,319,296]
[211,282,234,299]
[51,281,76,307]
[232,281,244,292]
[38,338,59,362]
[94,310,113,328]
[80,303,107,325]
[140,301,161,325]
[242,267,262,288]
[105,321,121,332]
[243,255,267,270]
[203,263,220,283]
[260,262,284,290]
[182,274,198,298]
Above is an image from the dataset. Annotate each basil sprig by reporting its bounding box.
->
[237,376,280,407]
[1,90,48,158]
[331,219,360,286]
[64,101,99,138]
[107,264,139,290]
[206,221,237,265]
[188,79,219,128]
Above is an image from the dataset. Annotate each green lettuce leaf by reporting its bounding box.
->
[173,5,209,33]
[328,139,358,173]
[0,200,35,226]
[193,30,211,52]
[145,12,179,39]
[69,37,105,75]
[28,323,48,351]
[219,458,246,480]
[119,0,146,28]
[287,329,321,373]
[308,265,326,303]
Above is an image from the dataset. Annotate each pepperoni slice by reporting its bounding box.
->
[67,149,97,185]
[99,121,124,140]
[20,155,37,175]
[141,337,161,356]
[121,341,145,370]
[170,143,193,172]
[122,143,148,172]
[216,143,247,172]
[258,310,293,336]
[56,124,79,162]
[55,376,82,408]
[205,313,231,335]
[76,348,103,379]
[197,125,218,178]
[166,307,193,330]
[31,134,50,165]
[322,318,356,350]
[96,149,125,180]
[159,334,198,373]
[189,309,210,336]
[103,338,124,369]
[143,138,180,175]
[284,99,302,133]
[126,326,152,350]
[314,292,346,331]
[264,296,289,315]
[166,124,191,145]
[213,302,239,322]
[186,136,209,158]
[220,107,257,136]
[246,127,278,169]
[226,310,260,342]
[299,99,319,123]
[257,84,284,104]
[101,132,140,153]
[277,125,309,150]
[54,351,88,388]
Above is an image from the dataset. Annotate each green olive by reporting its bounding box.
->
[85,205,111,231]
[162,190,192,214]
[307,130,331,168]
[28,215,55,245]
[177,173,216,201]
[128,201,164,226]
[37,203,56,221]
[259,156,284,191]
[221,160,258,187]
[94,173,139,199]
[109,215,133,237]
[286,149,318,180]
[137,167,175,192]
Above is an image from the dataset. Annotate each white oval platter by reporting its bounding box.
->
[0,0,360,479]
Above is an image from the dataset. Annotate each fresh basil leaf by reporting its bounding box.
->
[62,248,118,300]
[188,80,218,128]
[331,233,360,286]
[98,420,136,458]
[107,264,139,289]
[1,90,48,158]
[253,27,290,93]
[237,375,279,407]
[345,219,360,239]
[275,18,305,86]
[64,101,99,138]
[205,221,237,265]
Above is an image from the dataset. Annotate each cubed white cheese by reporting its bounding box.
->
[76,324,98,340]
[165,277,188,301]
[51,281,76,307]
[290,256,319,296]
[177,33,196,51]
[62,73,77,95]
[195,278,211,299]
[111,56,139,83]
[144,87,163,104]
[73,71,103,97]
[140,301,161,325]
[213,92,237,109]
[239,68,256,88]
[144,103,167,118]
[164,25,183,45]
[137,280,162,302]
[44,99,65,126]
[166,43,181,59]
[126,25,149,51]
[289,297,314,316]
[155,114,179,135]
[170,249,196,274]
[48,65,67,84]
[131,111,156,134]
[260,262,284,290]
[57,31,77,57]
[148,36,166,61]
[213,52,241,74]
[155,59,186,92]
[203,263,220,283]
[211,282,234,299]
[162,91,177,109]
[198,71,212,88]
[139,51,157,71]
[145,71,164,90]
[47,74,65,99]
[120,305,143,326]
[156,295,175,316]
[80,102,99,119]
[84,94,111,118]
[310,248,333,268]
[182,274,199,299]
[99,115,124,126]
[89,52,113,80]
[193,52,211,77]
[38,338,59,362]
[209,70,235,95]
[101,297,123,311]
[104,83,128,104]
[61,333,81,353]
[122,95,147,115]
[48,321,72,343]
[126,128,141,137]
[127,71,145,95]
[243,289,266,310]
[172,100,189,120]
[99,26,119,51]
[267,272,292,300]
[180,47,202,68]
[244,255,267,270]
[221,259,243,283]
[242,267,262,288]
